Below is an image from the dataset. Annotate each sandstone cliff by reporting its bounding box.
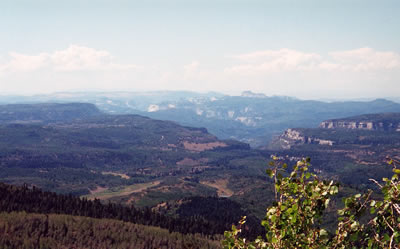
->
[276,128,334,149]
[319,113,400,131]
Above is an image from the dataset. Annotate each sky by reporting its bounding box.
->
[0,0,399,100]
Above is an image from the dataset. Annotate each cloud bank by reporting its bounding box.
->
[225,47,400,74]
[0,46,399,99]
[0,45,138,73]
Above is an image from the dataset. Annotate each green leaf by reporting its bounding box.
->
[330,185,339,195]
[261,220,268,227]
[350,232,358,241]
[370,207,376,214]
[319,229,328,237]
[392,169,400,174]
[266,169,274,178]
[324,199,330,208]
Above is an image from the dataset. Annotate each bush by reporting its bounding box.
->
[223,157,400,249]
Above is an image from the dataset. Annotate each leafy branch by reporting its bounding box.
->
[223,156,400,249]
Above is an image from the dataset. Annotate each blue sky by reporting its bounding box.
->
[1,0,399,99]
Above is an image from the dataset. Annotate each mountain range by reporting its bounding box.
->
[2,91,400,147]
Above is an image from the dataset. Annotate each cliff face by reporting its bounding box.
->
[277,128,334,149]
[319,119,400,132]
[269,113,400,151]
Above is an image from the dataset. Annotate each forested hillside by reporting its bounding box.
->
[0,103,101,123]
[0,212,220,249]
[0,182,255,237]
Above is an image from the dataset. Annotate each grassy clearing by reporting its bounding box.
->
[101,171,131,179]
[84,181,161,200]
[200,178,234,197]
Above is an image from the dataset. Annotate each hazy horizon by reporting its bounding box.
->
[1,0,399,100]
[1,89,400,104]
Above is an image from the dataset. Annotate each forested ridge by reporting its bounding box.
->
[0,182,227,237]
[0,212,220,249]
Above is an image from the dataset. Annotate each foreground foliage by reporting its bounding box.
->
[223,157,400,248]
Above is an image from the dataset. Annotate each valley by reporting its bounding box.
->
[0,100,399,246]
[0,102,272,216]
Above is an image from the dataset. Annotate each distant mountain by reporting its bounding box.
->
[2,91,400,147]
[0,103,102,124]
[0,91,224,112]
[140,96,400,147]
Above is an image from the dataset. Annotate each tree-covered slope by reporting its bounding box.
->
[0,112,250,194]
[0,103,102,123]
[0,181,242,237]
[0,212,220,249]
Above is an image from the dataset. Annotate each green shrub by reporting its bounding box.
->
[223,157,400,249]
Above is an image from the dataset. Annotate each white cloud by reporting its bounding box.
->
[226,49,322,74]
[328,47,400,71]
[231,49,321,64]
[183,61,200,80]
[0,46,399,99]
[0,45,139,73]
[183,61,199,73]
[2,52,48,72]
[225,47,400,74]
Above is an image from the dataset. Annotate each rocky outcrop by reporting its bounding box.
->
[319,121,375,130]
[320,117,400,132]
[277,129,334,149]
[269,113,400,150]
